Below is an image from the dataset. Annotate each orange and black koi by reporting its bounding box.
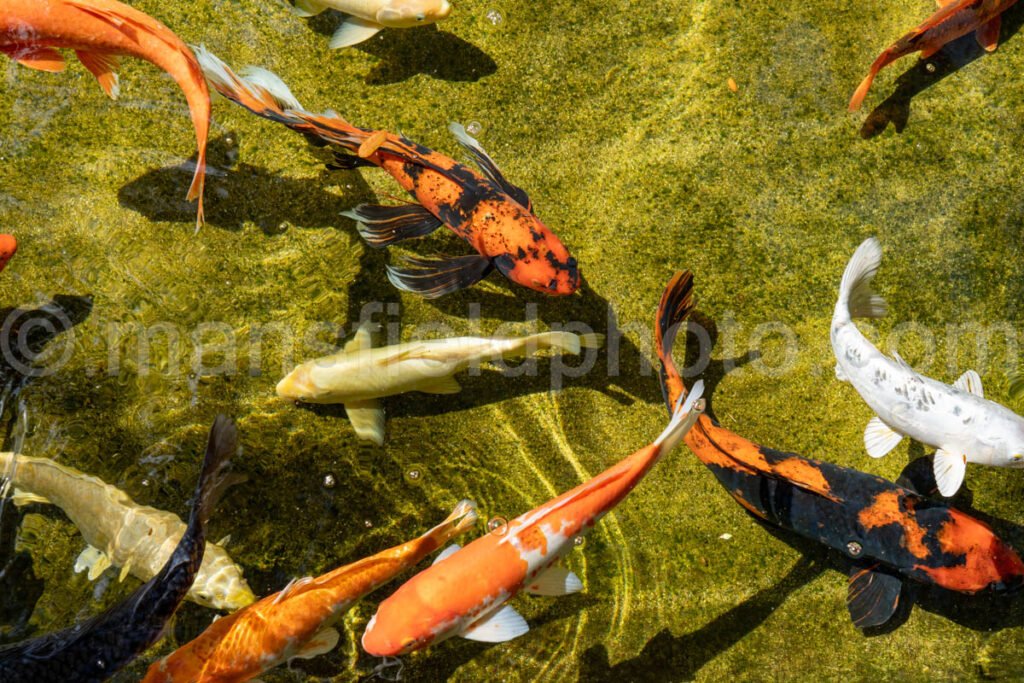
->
[195,49,579,298]
[0,235,15,274]
[656,272,1024,628]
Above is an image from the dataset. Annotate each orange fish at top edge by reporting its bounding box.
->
[0,235,15,274]
[849,0,1016,111]
[0,0,210,229]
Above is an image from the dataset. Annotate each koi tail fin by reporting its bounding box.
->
[193,47,367,156]
[655,271,695,415]
[523,331,605,356]
[849,51,893,111]
[654,380,705,453]
[188,415,238,531]
[838,237,887,321]
[429,499,479,542]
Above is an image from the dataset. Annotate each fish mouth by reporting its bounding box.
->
[437,0,452,19]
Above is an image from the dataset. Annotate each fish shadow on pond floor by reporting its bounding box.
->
[305,13,497,85]
[118,136,376,234]
[0,507,45,644]
[860,1,1024,139]
[577,556,826,682]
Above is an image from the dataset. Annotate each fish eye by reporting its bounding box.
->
[416,13,425,20]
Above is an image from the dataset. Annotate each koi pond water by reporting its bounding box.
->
[3,0,1024,680]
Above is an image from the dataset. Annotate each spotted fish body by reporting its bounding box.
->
[360,388,704,656]
[0,416,237,683]
[143,500,477,683]
[195,49,579,298]
[656,271,1024,628]
[831,238,1024,496]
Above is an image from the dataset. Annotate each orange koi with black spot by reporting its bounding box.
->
[0,235,15,274]
[849,0,1017,111]
[656,271,1024,628]
[0,0,210,229]
[195,49,579,298]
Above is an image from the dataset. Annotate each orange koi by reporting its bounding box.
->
[360,387,704,655]
[142,500,478,683]
[849,0,1016,111]
[0,235,15,273]
[0,0,209,228]
[195,49,580,298]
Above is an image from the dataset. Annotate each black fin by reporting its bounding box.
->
[327,151,376,170]
[343,203,443,248]
[449,123,533,210]
[386,254,493,299]
[655,271,695,415]
[190,415,238,528]
[896,457,937,496]
[847,563,903,629]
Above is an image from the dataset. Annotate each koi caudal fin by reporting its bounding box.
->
[849,50,895,111]
[654,380,705,454]
[837,237,888,321]
[525,331,604,356]
[655,271,695,414]
[425,499,479,545]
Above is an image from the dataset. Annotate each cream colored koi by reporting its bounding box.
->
[290,0,452,49]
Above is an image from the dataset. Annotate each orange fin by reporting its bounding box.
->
[920,44,943,59]
[976,16,1001,52]
[75,51,121,99]
[14,48,66,73]
[65,1,139,40]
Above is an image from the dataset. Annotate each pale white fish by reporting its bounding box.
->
[276,323,604,445]
[290,0,453,49]
[0,452,256,611]
[830,237,1024,496]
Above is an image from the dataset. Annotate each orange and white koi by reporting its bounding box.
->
[360,386,705,655]
[849,0,1016,111]
[0,235,15,274]
[143,500,478,683]
[0,0,209,228]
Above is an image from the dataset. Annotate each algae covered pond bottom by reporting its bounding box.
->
[3,0,1024,680]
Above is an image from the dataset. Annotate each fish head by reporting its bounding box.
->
[0,234,16,273]
[923,509,1024,592]
[276,363,317,402]
[377,0,452,27]
[490,215,580,296]
[361,592,463,656]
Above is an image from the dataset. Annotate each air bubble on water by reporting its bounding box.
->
[323,473,337,489]
[467,121,483,136]
[488,516,508,535]
[926,63,936,73]
[364,519,373,528]
[403,464,425,485]
[574,535,585,548]
[485,9,503,26]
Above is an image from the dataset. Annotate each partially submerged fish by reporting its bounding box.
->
[290,0,452,49]
[196,49,580,297]
[657,271,1024,629]
[832,238,1024,496]
[0,452,255,611]
[0,415,237,682]
[849,0,1016,111]
[0,234,15,274]
[361,385,704,655]
[143,499,478,683]
[0,0,209,228]
[277,322,603,445]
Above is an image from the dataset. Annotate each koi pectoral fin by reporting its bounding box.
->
[347,399,385,445]
[448,122,534,210]
[933,448,967,497]
[461,604,529,643]
[525,566,583,596]
[75,50,121,99]
[847,564,903,629]
[11,48,67,73]
[330,16,383,49]
[343,204,443,248]
[292,627,340,660]
[290,0,330,17]
[386,254,494,298]
[432,544,462,565]
[864,417,903,458]
[74,545,112,581]
[976,16,1001,52]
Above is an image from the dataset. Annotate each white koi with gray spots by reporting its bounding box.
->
[831,237,1024,496]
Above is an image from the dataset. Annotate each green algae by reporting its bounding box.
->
[2,0,1024,680]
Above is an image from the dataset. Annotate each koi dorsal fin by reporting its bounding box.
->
[343,324,376,354]
[449,122,534,210]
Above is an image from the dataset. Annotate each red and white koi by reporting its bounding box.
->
[360,383,705,655]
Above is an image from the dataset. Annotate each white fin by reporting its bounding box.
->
[933,448,967,497]
[330,16,383,49]
[239,66,304,110]
[291,0,330,16]
[292,627,340,660]
[654,380,705,451]
[839,238,887,319]
[343,323,376,353]
[835,362,849,382]
[525,566,583,596]
[74,546,111,581]
[419,375,461,395]
[864,417,903,458]
[891,351,911,370]
[273,576,315,605]
[432,544,461,565]
[953,370,984,398]
[118,560,132,582]
[460,604,529,643]
[11,489,50,506]
[346,399,385,445]
[216,534,232,547]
